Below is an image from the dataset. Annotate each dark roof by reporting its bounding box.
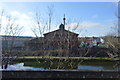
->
[43,29,79,36]
[29,37,44,43]
[1,35,33,41]
[0,35,33,38]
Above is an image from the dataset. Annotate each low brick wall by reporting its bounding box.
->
[1,70,120,79]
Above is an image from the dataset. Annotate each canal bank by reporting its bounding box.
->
[10,57,120,62]
[5,58,120,70]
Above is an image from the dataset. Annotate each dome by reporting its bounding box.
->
[59,23,65,30]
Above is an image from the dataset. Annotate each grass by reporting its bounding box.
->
[1,56,112,60]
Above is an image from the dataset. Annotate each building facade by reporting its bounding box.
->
[27,23,79,51]
[1,35,32,51]
[43,24,79,50]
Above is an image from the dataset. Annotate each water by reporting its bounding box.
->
[77,65,120,70]
[78,65,104,70]
[1,63,44,70]
[1,61,119,70]
[77,62,120,70]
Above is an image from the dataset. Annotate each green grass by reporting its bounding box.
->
[0,56,112,60]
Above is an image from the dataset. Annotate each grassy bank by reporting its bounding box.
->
[1,56,112,60]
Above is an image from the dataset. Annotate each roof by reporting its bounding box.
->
[29,37,44,43]
[0,35,33,38]
[43,29,79,36]
[1,35,33,41]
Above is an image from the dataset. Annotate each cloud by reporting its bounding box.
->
[66,22,79,29]
[66,21,107,30]
[10,11,20,16]
[80,21,106,28]
[28,12,33,15]
[0,11,33,36]
[8,11,33,29]
[65,21,111,37]
[1,11,31,26]
[10,11,31,20]
[91,15,98,19]
[0,16,8,26]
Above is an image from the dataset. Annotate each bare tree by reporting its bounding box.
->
[47,5,54,32]
[32,5,54,37]
[31,7,95,69]
[104,21,120,59]
[0,10,4,32]
[104,36,118,57]
[32,10,44,37]
[31,7,54,67]
[1,11,23,69]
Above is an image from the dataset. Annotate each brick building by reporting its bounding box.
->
[43,23,79,50]
[28,17,79,51]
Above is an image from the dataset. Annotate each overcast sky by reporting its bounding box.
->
[0,2,118,37]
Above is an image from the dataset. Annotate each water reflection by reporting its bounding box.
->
[0,62,119,70]
[78,65,104,70]
[1,63,44,70]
